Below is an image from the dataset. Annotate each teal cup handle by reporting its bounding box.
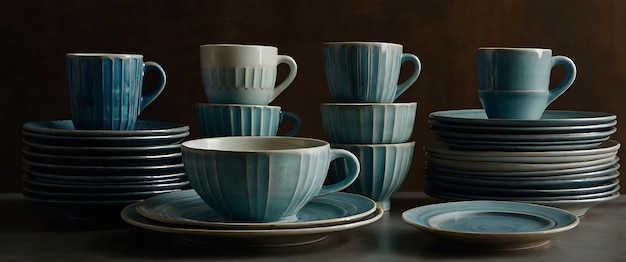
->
[139,61,167,112]
[317,148,360,196]
[280,111,301,137]
[394,53,422,101]
[270,55,298,103]
[547,56,577,105]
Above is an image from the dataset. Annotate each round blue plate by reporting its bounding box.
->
[429,109,616,127]
[402,200,579,250]
[135,189,377,229]
[23,120,189,137]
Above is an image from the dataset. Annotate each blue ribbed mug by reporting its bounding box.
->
[476,47,577,119]
[323,42,422,103]
[66,53,166,130]
[181,136,360,222]
[195,103,301,137]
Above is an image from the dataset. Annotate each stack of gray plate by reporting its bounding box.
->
[21,120,191,220]
[424,109,620,216]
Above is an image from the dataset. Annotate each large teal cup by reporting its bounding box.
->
[182,137,360,222]
[195,103,300,137]
[66,53,166,130]
[323,42,422,103]
[476,47,576,119]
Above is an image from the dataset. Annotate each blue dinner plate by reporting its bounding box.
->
[402,200,579,250]
[429,109,616,127]
[23,139,181,156]
[431,128,616,142]
[429,119,617,134]
[135,189,377,229]
[22,120,190,137]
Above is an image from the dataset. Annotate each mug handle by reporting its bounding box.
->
[279,111,301,137]
[547,56,577,105]
[317,149,360,196]
[394,53,422,101]
[139,61,167,112]
[270,55,298,103]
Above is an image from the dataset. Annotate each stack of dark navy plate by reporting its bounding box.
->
[424,109,620,216]
[21,120,191,220]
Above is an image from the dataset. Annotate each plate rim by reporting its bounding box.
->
[22,120,190,137]
[135,190,377,229]
[429,109,616,127]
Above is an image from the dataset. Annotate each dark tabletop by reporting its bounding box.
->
[1,192,624,262]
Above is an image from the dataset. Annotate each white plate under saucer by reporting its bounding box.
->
[135,190,377,229]
[121,203,384,247]
[402,200,579,250]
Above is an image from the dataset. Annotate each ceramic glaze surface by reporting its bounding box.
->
[323,42,421,103]
[320,102,417,144]
[402,200,579,250]
[181,137,360,222]
[135,190,376,229]
[199,44,297,105]
[478,90,550,119]
[477,48,576,92]
[195,103,300,137]
[121,203,384,247]
[66,54,166,130]
[22,120,189,136]
[429,109,616,127]
[328,141,415,210]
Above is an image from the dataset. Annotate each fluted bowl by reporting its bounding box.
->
[328,141,415,211]
[320,102,417,144]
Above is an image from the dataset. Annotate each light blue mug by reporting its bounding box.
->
[195,103,301,137]
[476,47,576,119]
[182,136,360,222]
[323,42,422,103]
[66,53,166,130]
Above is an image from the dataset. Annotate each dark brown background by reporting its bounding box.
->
[1,0,623,193]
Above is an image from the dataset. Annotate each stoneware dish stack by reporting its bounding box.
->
[320,41,422,211]
[21,53,191,221]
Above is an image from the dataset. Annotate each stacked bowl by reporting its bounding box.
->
[320,41,421,211]
[424,109,620,216]
[195,44,301,138]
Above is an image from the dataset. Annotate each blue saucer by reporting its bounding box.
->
[135,189,377,229]
[429,109,616,127]
[402,200,579,250]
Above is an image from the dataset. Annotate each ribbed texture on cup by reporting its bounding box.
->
[320,103,417,144]
[201,67,276,104]
[182,147,329,222]
[323,44,402,102]
[196,105,281,137]
[66,56,143,130]
[328,141,415,202]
